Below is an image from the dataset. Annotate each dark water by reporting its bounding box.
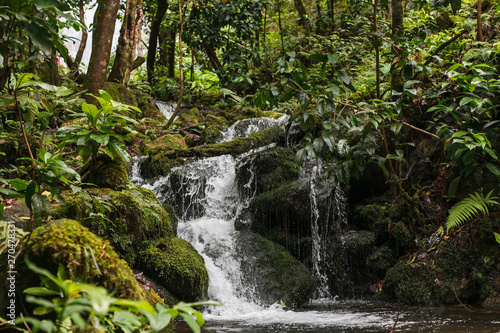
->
[174,301,500,333]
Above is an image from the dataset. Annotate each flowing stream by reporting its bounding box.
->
[131,117,500,332]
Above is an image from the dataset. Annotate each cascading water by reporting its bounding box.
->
[154,100,178,120]
[130,118,499,332]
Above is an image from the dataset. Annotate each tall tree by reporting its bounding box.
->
[390,0,403,92]
[84,0,120,95]
[147,0,168,83]
[108,0,145,84]
[294,0,311,36]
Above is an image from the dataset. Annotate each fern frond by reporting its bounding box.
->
[445,191,499,232]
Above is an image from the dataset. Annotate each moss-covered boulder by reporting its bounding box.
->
[139,238,209,302]
[80,154,129,190]
[139,134,188,178]
[52,186,175,266]
[0,219,148,317]
[384,226,498,306]
[236,146,300,196]
[236,231,317,307]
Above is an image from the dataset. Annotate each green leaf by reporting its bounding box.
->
[339,71,351,85]
[327,53,339,66]
[494,232,500,245]
[24,287,60,297]
[179,313,201,333]
[484,163,500,176]
[448,176,460,197]
[25,181,37,212]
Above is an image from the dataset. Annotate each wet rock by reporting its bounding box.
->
[236,231,317,308]
[138,238,209,302]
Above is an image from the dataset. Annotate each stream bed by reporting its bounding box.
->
[176,301,500,332]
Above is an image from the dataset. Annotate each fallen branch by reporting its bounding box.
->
[424,30,470,66]
[453,282,471,311]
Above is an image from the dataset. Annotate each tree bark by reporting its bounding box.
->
[294,0,311,36]
[390,0,403,92]
[108,0,139,84]
[165,0,184,130]
[476,0,483,41]
[84,0,120,96]
[74,0,88,68]
[147,0,168,83]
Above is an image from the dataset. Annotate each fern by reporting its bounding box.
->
[446,191,499,232]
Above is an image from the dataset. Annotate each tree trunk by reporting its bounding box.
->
[147,0,168,83]
[108,0,139,84]
[294,0,311,36]
[390,0,403,92]
[74,0,88,68]
[166,27,176,78]
[203,43,223,80]
[84,0,120,96]
[476,0,483,41]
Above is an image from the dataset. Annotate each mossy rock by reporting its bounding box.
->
[236,231,317,308]
[139,238,208,302]
[159,125,285,160]
[384,233,493,305]
[248,180,310,236]
[52,186,175,266]
[0,219,148,317]
[103,82,138,108]
[236,146,300,196]
[81,154,129,190]
[366,245,397,276]
[145,134,187,156]
[390,222,412,251]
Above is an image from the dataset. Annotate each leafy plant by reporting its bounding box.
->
[56,91,140,174]
[445,190,499,232]
[9,258,220,333]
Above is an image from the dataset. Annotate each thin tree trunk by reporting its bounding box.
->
[476,0,483,41]
[74,0,87,68]
[165,0,184,130]
[294,0,311,36]
[166,27,176,78]
[277,0,285,56]
[147,0,168,83]
[108,0,139,84]
[390,0,403,92]
[374,0,380,100]
[84,0,120,96]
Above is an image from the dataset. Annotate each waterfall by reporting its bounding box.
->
[307,161,348,299]
[131,117,350,318]
[154,100,178,120]
[217,115,289,143]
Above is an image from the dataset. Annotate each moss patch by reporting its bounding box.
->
[236,231,317,308]
[139,238,208,302]
[25,219,147,300]
[52,186,175,266]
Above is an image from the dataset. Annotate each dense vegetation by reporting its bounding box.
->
[1,0,500,330]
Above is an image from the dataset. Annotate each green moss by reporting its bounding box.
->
[384,235,493,305]
[366,245,396,275]
[139,238,208,302]
[103,82,138,108]
[146,134,187,156]
[236,231,317,308]
[81,154,129,190]
[25,219,148,300]
[52,186,175,266]
[390,222,412,251]
[236,146,300,195]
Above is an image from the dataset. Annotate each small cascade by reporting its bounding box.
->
[217,114,290,143]
[307,161,348,299]
[154,100,178,120]
[132,115,352,319]
[129,155,148,186]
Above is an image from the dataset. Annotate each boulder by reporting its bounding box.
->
[236,231,317,308]
[139,238,209,302]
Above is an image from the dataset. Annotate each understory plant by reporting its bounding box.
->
[6,258,219,333]
[445,190,499,232]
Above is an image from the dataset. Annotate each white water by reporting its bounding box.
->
[154,100,178,120]
[217,114,290,143]
[130,118,500,332]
